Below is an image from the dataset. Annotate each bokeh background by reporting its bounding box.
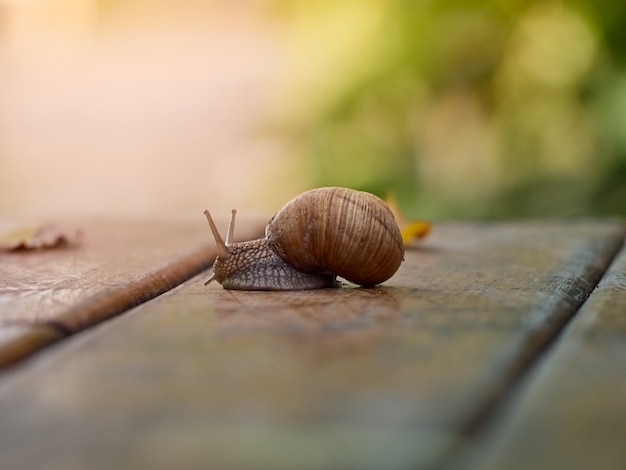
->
[1,0,625,219]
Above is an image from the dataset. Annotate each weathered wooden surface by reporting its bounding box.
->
[0,216,263,368]
[0,221,623,469]
[464,231,626,470]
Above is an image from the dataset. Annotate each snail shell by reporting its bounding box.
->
[266,187,404,286]
[204,187,404,290]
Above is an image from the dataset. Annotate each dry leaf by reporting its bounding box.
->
[0,223,82,251]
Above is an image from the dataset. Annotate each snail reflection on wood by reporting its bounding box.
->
[203,187,405,290]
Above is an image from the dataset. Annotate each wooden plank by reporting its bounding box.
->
[462,237,626,470]
[0,221,623,469]
[0,216,264,368]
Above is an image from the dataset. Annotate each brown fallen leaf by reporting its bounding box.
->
[0,223,83,251]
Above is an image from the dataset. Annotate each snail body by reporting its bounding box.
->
[204,187,404,290]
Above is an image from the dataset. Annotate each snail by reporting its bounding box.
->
[203,187,404,290]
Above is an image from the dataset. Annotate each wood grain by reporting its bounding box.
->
[464,233,626,470]
[0,216,264,368]
[0,221,623,469]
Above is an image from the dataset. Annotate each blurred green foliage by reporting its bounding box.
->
[272,0,626,218]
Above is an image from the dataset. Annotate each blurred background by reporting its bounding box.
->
[0,0,625,219]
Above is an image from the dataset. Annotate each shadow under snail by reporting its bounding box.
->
[203,187,405,290]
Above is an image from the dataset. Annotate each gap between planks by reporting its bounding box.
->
[451,227,626,439]
[0,245,217,370]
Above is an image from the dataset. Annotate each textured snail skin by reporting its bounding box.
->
[211,239,334,290]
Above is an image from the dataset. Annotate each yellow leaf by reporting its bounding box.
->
[385,192,432,245]
[400,221,431,244]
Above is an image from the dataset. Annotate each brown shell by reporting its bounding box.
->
[265,187,404,286]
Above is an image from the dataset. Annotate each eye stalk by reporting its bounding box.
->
[203,209,237,285]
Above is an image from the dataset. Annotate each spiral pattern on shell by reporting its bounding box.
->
[265,187,404,286]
